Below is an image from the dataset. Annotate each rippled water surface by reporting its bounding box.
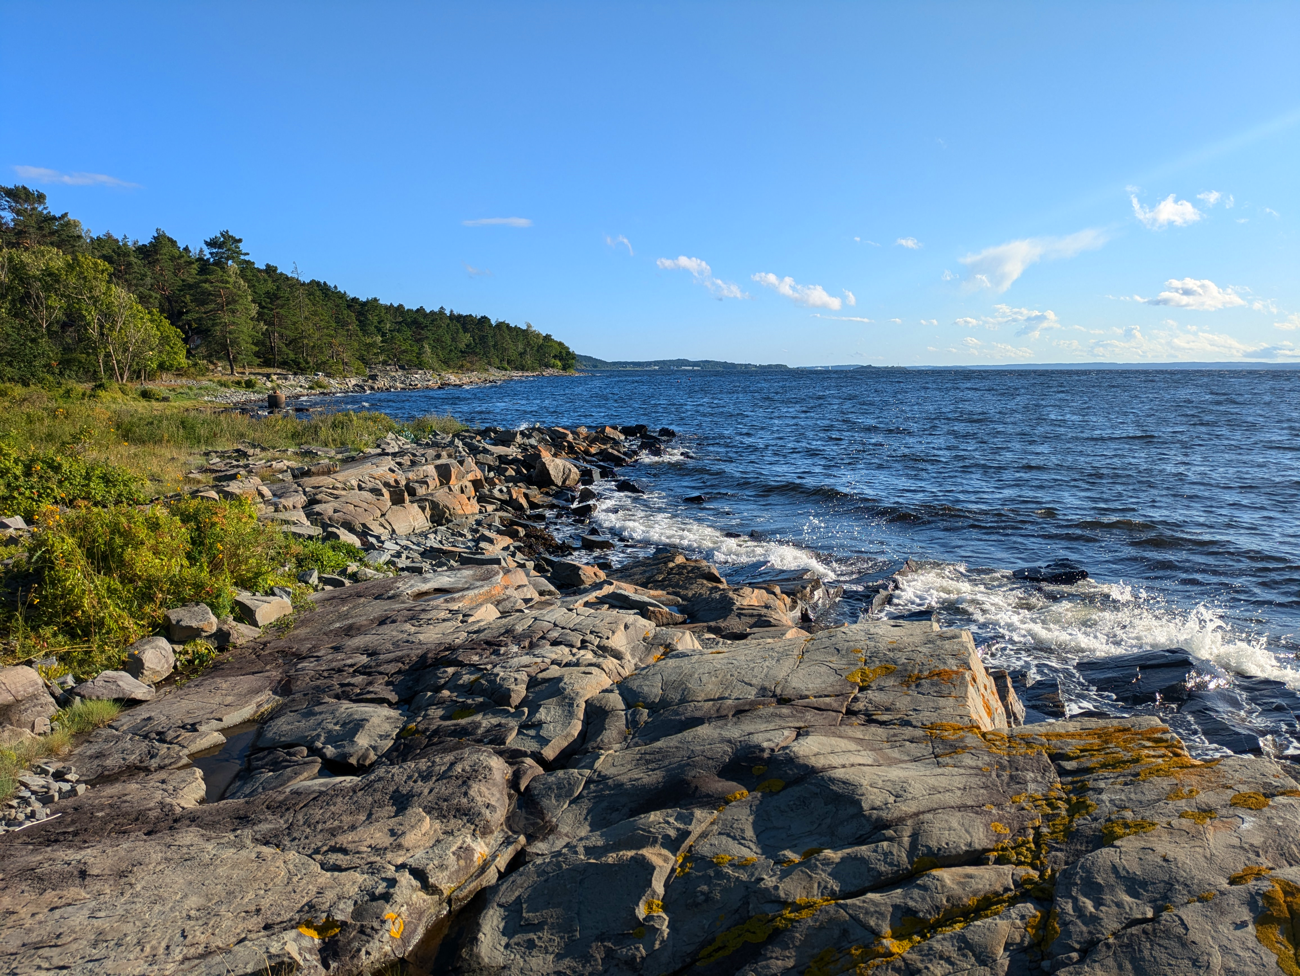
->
[310,368,1300,752]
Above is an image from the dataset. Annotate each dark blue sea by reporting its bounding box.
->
[307,368,1300,757]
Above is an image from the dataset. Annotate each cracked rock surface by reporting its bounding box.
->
[4,560,1300,975]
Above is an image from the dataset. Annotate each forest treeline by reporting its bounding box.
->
[0,185,576,383]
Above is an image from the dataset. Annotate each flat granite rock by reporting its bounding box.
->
[9,558,1300,976]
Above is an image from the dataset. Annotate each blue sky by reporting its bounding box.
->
[2,2,1298,366]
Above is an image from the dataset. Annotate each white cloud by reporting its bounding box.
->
[1237,218,1249,224]
[1196,190,1222,207]
[1137,278,1246,311]
[889,318,903,324]
[953,305,1063,338]
[657,256,747,299]
[1225,195,1235,208]
[920,319,938,326]
[463,263,492,277]
[1131,194,1202,229]
[1251,298,1278,314]
[605,234,633,255]
[959,229,1106,293]
[1090,323,1279,360]
[963,336,982,346]
[960,335,1034,359]
[895,237,922,249]
[1264,207,1281,219]
[13,165,138,188]
[751,272,842,310]
[941,269,957,281]
[463,217,532,227]
[813,313,874,324]
[843,289,856,307]
[1276,314,1300,331]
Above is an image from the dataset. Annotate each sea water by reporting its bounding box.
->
[307,367,1300,756]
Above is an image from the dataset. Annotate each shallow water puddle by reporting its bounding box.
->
[191,721,260,802]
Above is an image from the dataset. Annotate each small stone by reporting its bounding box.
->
[296,568,319,586]
[319,574,350,588]
[73,671,155,702]
[165,604,218,642]
[323,525,362,547]
[123,636,176,684]
[233,595,293,628]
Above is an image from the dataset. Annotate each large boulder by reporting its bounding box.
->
[74,671,155,703]
[164,604,217,642]
[122,637,175,684]
[548,560,606,589]
[0,665,57,734]
[534,456,581,488]
[259,699,406,768]
[422,487,480,524]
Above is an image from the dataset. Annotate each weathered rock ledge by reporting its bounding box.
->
[5,551,1300,975]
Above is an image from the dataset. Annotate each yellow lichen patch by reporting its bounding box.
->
[712,854,733,866]
[1179,809,1218,825]
[1256,877,1300,976]
[297,917,342,939]
[1231,865,1274,885]
[695,898,836,965]
[912,856,941,874]
[901,667,964,688]
[846,664,897,688]
[1102,818,1159,845]
[450,708,477,720]
[755,778,786,793]
[1232,792,1271,810]
[1166,786,1200,801]
[737,856,758,866]
[1010,793,1027,803]
[990,822,1010,834]
[724,789,750,804]
[675,853,693,877]
[751,765,768,775]
[643,899,664,916]
[1278,790,1300,798]
[1194,891,1216,902]
[801,847,828,860]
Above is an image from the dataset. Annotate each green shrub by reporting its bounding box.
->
[0,446,147,521]
[290,538,364,575]
[308,378,331,390]
[8,497,293,676]
[175,639,218,675]
[400,413,464,438]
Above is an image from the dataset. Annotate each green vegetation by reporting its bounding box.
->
[0,699,120,802]
[53,698,121,735]
[0,184,576,382]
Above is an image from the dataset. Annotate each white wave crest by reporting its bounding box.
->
[887,562,1299,687]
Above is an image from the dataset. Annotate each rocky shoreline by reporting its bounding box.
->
[3,422,1300,975]
[196,366,573,407]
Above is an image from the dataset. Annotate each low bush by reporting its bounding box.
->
[0,445,147,521]
[6,497,295,676]
[400,413,464,438]
[290,538,364,576]
[0,728,72,803]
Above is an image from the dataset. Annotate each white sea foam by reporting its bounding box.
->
[887,562,1300,688]
[590,489,840,578]
[634,447,693,464]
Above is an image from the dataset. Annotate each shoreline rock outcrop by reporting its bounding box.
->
[4,425,1300,975]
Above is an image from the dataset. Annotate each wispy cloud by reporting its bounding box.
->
[1131,193,1202,229]
[1276,313,1300,331]
[955,304,1063,339]
[13,165,139,188]
[1196,190,1222,207]
[960,335,1035,360]
[751,272,843,310]
[657,256,747,299]
[1137,278,1245,311]
[464,263,492,277]
[813,313,875,324]
[895,237,922,249]
[941,270,957,281]
[1089,323,1296,361]
[463,217,532,227]
[1264,207,1281,219]
[959,229,1106,293]
[920,319,938,326]
[843,289,857,307]
[605,234,633,255]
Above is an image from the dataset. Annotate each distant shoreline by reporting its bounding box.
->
[576,358,1300,372]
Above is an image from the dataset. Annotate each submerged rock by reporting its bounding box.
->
[1077,648,1196,705]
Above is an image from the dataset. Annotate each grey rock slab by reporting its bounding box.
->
[74,670,155,702]
[111,671,281,738]
[513,667,613,762]
[165,603,218,641]
[71,728,191,782]
[123,636,175,684]
[259,699,405,767]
